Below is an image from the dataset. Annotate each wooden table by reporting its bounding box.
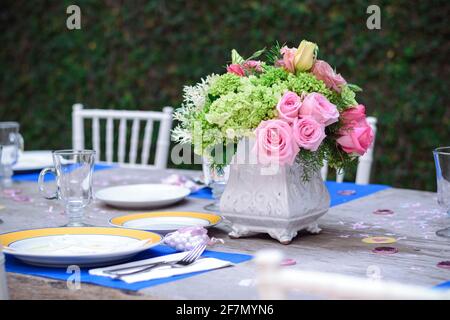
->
[1,167,449,299]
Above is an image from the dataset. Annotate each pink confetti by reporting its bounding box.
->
[280,258,296,266]
[3,189,22,196]
[337,190,356,196]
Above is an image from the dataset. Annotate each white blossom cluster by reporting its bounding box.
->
[172,74,218,144]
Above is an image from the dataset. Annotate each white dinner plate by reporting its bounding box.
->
[0,227,162,267]
[95,184,191,209]
[13,151,53,172]
[110,211,222,234]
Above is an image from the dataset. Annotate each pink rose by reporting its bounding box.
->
[299,93,339,126]
[336,119,374,156]
[276,91,302,123]
[254,120,299,166]
[279,46,297,73]
[311,60,347,93]
[243,60,263,73]
[340,104,367,127]
[292,116,326,151]
[227,64,245,77]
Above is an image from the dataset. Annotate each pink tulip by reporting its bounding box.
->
[227,64,245,77]
[254,119,299,166]
[279,46,297,73]
[299,93,339,126]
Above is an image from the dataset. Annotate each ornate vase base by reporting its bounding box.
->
[222,211,325,244]
[219,138,331,244]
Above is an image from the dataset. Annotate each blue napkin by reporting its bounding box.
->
[5,245,252,291]
[190,181,390,207]
[12,164,114,182]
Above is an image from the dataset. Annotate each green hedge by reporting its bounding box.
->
[0,0,448,190]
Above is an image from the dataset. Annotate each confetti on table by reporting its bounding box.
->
[3,189,22,196]
[12,195,32,203]
[280,258,296,266]
[362,236,397,244]
[400,202,421,208]
[373,209,394,215]
[372,246,398,255]
[352,222,370,230]
[437,261,450,270]
[337,190,356,196]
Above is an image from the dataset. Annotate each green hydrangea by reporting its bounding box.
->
[286,72,333,99]
[251,65,289,87]
[208,73,241,97]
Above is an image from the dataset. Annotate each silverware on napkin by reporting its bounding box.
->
[104,243,207,279]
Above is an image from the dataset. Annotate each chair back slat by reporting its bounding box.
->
[118,118,127,164]
[92,117,101,161]
[72,104,173,169]
[129,119,140,165]
[154,107,173,169]
[141,120,154,165]
[105,117,114,163]
[72,104,85,150]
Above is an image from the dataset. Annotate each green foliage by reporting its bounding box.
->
[0,0,448,190]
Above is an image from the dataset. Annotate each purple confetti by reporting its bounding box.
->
[337,190,356,196]
[373,209,394,215]
[12,195,32,203]
[372,247,398,255]
[437,261,450,270]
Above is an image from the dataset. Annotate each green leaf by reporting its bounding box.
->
[246,47,266,61]
[347,83,363,92]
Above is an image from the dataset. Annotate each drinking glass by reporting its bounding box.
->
[433,147,450,237]
[0,122,24,187]
[203,158,229,212]
[39,150,96,227]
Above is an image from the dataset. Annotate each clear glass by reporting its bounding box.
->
[0,122,24,187]
[38,150,96,227]
[433,147,450,237]
[203,158,229,212]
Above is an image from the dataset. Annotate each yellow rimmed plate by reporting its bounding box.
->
[110,211,223,234]
[0,227,162,268]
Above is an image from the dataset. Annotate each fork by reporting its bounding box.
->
[105,243,207,280]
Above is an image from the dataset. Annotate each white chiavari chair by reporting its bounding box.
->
[72,104,173,169]
[255,250,450,300]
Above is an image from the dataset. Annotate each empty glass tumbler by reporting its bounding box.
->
[39,150,96,227]
[0,122,24,187]
[433,147,450,238]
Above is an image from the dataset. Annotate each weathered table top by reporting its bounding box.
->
[1,167,449,299]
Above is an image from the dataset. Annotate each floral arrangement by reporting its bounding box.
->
[172,39,374,176]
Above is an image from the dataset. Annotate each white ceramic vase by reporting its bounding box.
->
[220,138,330,244]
